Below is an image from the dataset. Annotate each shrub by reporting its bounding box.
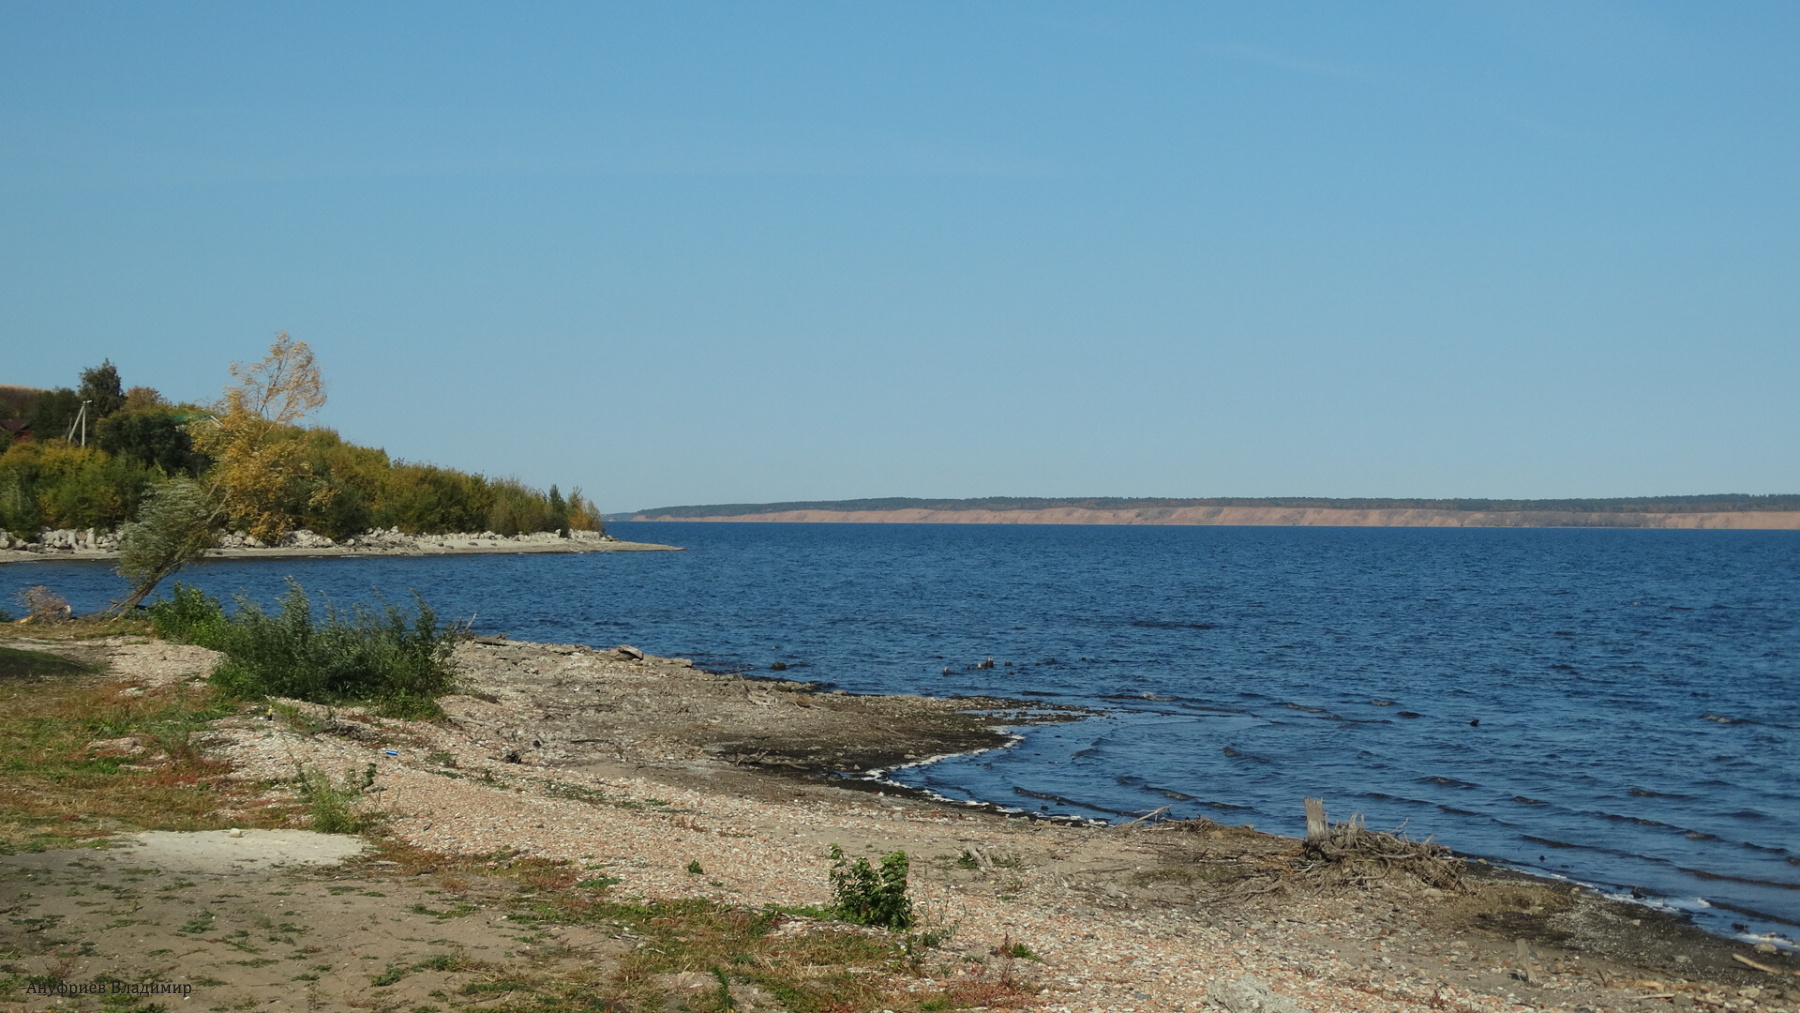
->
[827,845,914,930]
[151,578,460,718]
[148,582,230,644]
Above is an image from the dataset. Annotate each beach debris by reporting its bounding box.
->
[1298,799,1467,893]
[1732,952,1793,975]
[18,585,73,623]
[1206,973,1308,1013]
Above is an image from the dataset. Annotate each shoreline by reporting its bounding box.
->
[0,532,682,566]
[633,506,1800,529]
[5,633,1798,1012]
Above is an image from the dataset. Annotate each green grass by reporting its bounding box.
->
[0,644,98,680]
[0,656,274,852]
[294,764,379,834]
[357,840,1034,1012]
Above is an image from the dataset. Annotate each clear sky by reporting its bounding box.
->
[4,2,1796,511]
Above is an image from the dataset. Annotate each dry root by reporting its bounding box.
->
[1300,813,1466,893]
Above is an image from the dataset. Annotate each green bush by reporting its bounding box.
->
[150,578,460,718]
[149,582,230,643]
[827,845,914,930]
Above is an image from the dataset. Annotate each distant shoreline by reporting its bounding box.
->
[634,505,1800,529]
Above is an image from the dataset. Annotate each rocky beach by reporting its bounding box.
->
[0,527,681,565]
[2,634,1796,1013]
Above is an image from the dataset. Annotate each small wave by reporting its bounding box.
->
[1695,897,1800,929]
[1676,867,1800,892]
[1725,809,1771,820]
[1629,786,1686,798]
[1523,834,1583,850]
[1513,796,1550,806]
[1283,702,1328,714]
[1370,698,1397,706]
[1593,811,1675,829]
[1011,786,1129,816]
[1421,776,1479,789]
[1703,714,1756,724]
[1366,792,1432,807]
[1397,711,1424,718]
[1144,785,1196,801]
[1128,619,1218,630]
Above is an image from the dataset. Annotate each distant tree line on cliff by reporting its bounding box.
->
[1,336,603,542]
[634,493,1800,519]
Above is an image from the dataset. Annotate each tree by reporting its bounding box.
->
[110,477,221,614]
[77,359,127,421]
[96,405,210,476]
[546,484,568,534]
[224,332,324,424]
[190,333,330,542]
[121,386,167,412]
[26,387,82,442]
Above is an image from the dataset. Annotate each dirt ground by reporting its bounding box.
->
[2,634,1797,1013]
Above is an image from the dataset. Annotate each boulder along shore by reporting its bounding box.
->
[4,635,1794,1013]
[0,526,680,565]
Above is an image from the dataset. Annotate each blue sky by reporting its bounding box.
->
[4,2,1796,510]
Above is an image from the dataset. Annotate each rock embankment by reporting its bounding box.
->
[0,526,680,563]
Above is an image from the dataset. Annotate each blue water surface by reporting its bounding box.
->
[9,521,1798,941]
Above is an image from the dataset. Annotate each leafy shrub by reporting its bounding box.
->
[827,845,914,929]
[151,578,459,718]
[149,583,230,643]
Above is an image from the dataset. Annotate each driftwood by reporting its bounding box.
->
[1297,802,1467,893]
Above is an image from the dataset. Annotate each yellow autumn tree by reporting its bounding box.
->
[191,332,331,543]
